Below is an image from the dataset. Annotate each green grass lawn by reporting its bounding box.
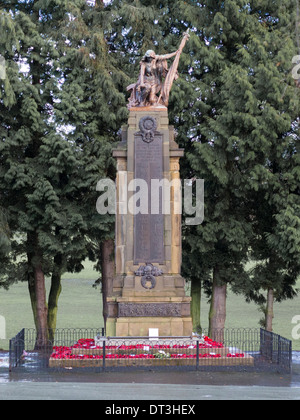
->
[0,260,103,350]
[199,281,300,350]
[1,260,300,350]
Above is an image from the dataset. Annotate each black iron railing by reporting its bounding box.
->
[9,328,25,371]
[260,328,292,372]
[8,327,292,373]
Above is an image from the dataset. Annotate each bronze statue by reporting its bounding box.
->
[127,30,190,108]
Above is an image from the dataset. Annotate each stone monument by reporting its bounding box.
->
[106,31,193,337]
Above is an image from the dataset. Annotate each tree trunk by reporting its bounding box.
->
[28,275,38,330]
[191,280,201,333]
[265,288,274,332]
[95,0,104,7]
[27,234,38,330]
[27,232,48,348]
[34,263,48,348]
[101,238,114,332]
[48,271,62,343]
[47,253,63,342]
[209,266,227,343]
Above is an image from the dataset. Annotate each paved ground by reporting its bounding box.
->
[1,367,300,400]
[1,353,300,400]
[0,381,300,400]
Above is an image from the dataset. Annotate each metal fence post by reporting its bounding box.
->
[17,329,25,367]
[196,340,199,370]
[288,340,292,374]
[9,339,13,372]
[103,339,106,371]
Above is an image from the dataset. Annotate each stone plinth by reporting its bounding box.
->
[107,106,192,337]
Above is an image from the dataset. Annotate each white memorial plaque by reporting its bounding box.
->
[149,328,159,341]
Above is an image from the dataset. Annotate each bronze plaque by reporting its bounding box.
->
[118,303,182,317]
[134,120,164,264]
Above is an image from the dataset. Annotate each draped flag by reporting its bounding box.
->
[160,29,190,106]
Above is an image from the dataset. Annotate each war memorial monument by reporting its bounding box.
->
[106,31,192,337]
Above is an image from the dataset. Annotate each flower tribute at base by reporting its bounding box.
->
[50,335,245,361]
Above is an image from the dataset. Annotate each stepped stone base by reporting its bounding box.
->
[106,295,192,337]
[114,316,192,337]
[49,356,254,369]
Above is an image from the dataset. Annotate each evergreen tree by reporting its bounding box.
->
[179,0,300,336]
[52,0,128,330]
[0,1,58,344]
[235,0,300,330]
[0,1,99,342]
[0,10,18,287]
[0,0,129,340]
[176,0,256,338]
